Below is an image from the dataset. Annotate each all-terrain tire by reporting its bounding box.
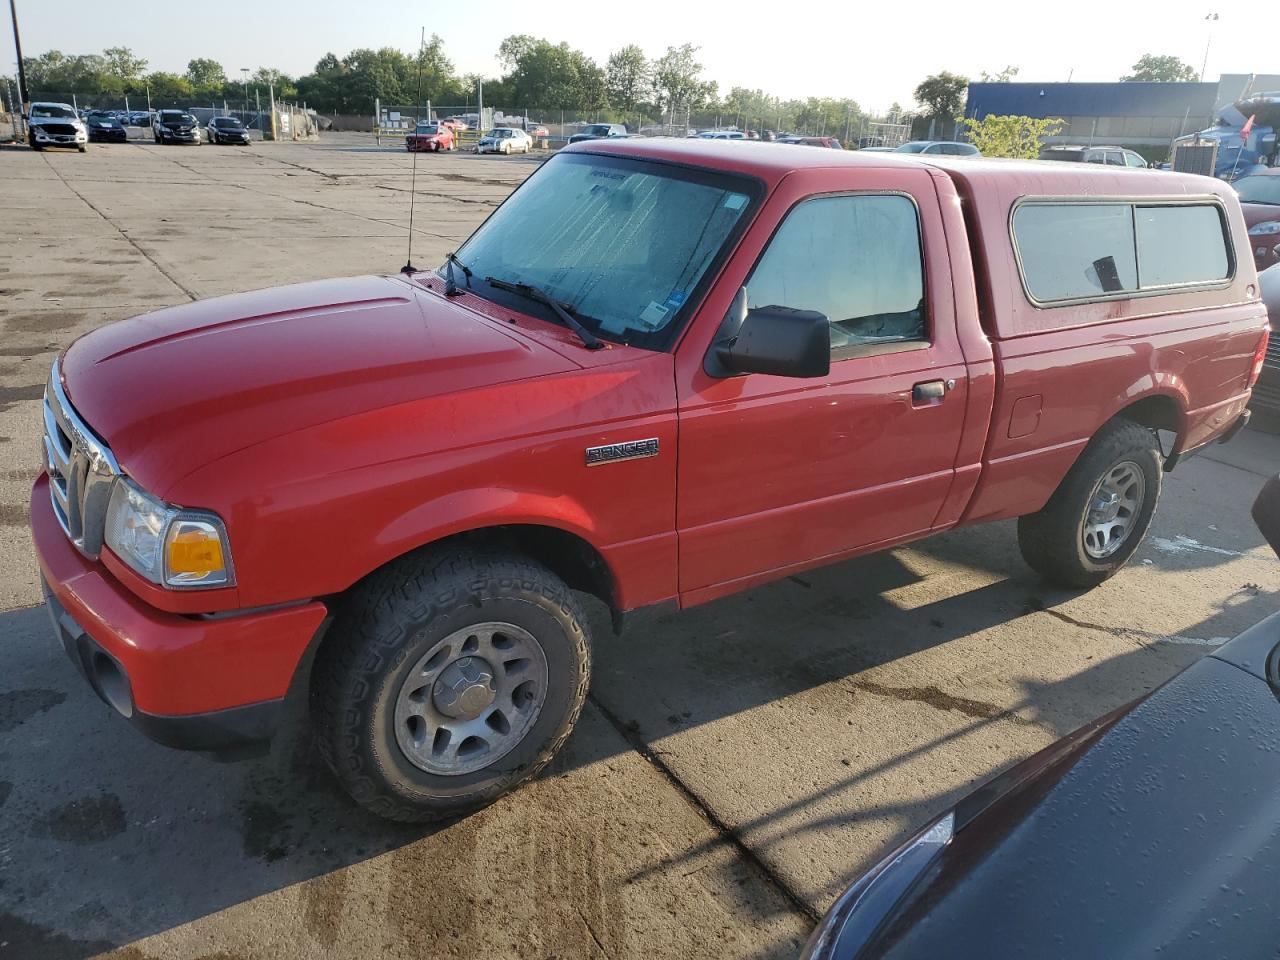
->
[1018,417,1162,588]
[312,549,592,822]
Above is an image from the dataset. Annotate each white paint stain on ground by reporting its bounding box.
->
[1148,535,1243,558]
[1163,635,1231,646]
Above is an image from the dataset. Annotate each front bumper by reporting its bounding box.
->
[32,127,87,146]
[31,473,327,750]
[406,137,446,151]
[89,128,127,142]
[159,129,198,142]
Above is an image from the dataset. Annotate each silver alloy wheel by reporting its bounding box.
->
[393,621,549,776]
[1082,460,1146,559]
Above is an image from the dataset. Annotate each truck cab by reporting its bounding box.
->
[31,140,1267,822]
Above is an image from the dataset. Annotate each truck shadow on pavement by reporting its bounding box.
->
[1,517,1275,957]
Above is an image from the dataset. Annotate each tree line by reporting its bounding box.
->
[7,41,1201,136]
[7,37,875,135]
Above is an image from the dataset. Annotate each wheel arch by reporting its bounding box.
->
[1109,391,1187,466]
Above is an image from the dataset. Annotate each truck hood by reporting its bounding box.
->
[60,275,579,496]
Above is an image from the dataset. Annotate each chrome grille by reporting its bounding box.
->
[42,360,119,558]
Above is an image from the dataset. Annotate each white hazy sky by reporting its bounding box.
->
[7,0,1276,110]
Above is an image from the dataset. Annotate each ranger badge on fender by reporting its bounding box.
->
[585,438,660,466]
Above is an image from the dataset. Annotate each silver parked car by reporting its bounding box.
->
[27,102,88,152]
[475,127,533,155]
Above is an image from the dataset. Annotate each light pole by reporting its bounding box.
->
[1200,13,1219,83]
[8,0,26,108]
[240,67,249,119]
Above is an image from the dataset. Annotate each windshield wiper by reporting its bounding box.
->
[444,252,472,296]
[485,277,604,350]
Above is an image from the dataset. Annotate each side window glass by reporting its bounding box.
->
[745,195,927,357]
[1012,203,1137,301]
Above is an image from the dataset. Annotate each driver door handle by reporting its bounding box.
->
[912,379,953,404]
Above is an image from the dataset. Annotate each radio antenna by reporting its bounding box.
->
[401,26,426,275]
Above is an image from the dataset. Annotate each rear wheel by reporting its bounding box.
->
[77,144,86,153]
[313,550,592,822]
[1018,418,1162,588]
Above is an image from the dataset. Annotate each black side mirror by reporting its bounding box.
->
[706,289,830,379]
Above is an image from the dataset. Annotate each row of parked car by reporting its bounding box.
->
[23,102,254,150]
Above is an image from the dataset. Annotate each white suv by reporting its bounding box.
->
[27,102,88,152]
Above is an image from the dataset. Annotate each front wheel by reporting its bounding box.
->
[77,144,86,153]
[1018,418,1162,588]
[313,550,592,822]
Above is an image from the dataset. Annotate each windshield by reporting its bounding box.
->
[895,142,929,153]
[214,118,242,127]
[31,105,76,119]
[160,112,192,124]
[1236,176,1280,206]
[585,125,611,135]
[448,153,759,349]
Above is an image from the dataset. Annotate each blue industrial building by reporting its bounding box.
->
[965,74,1280,151]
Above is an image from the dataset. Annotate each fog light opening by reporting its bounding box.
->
[92,652,133,718]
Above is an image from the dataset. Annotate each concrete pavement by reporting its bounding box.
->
[1,134,1277,959]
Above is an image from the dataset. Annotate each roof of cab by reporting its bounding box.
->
[565,136,1234,201]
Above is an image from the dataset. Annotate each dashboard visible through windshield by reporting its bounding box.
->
[445,153,761,350]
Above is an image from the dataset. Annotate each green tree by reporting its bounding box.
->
[251,68,297,101]
[498,36,606,110]
[1122,54,1198,82]
[185,58,226,88]
[652,44,714,121]
[102,46,147,81]
[962,114,1062,158]
[606,45,651,117]
[144,72,196,101]
[497,35,537,71]
[913,71,969,120]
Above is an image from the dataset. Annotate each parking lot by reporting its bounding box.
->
[2,134,1279,959]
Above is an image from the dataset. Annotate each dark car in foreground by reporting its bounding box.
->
[85,111,128,143]
[1235,170,1280,272]
[804,475,1280,960]
[205,116,251,145]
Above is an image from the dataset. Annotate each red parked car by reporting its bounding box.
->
[32,140,1266,821]
[405,121,454,153]
[1235,169,1280,272]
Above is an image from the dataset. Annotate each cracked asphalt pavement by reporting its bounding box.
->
[1,134,1278,959]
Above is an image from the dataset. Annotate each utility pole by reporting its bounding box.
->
[8,0,27,107]
[240,67,249,120]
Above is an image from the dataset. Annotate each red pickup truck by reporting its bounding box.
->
[32,140,1267,821]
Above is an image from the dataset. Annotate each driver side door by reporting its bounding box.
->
[675,168,970,602]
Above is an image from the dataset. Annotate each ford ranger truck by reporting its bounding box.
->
[31,140,1268,821]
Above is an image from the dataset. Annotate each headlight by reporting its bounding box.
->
[104,478,233,588]
[1250,221,1280,236]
